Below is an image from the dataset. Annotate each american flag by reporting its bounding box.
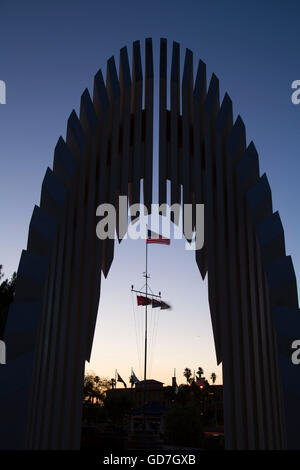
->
[147,229,170,245]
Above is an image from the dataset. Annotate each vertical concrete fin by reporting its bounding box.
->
[236,141,259,194]
[53,137,77,190]
[201,71,221,365]
[14,250,49,303]
[130,40,143,207]
[27,205,58,257]
[170,41,180,210]
[144,37,154,213]
[66,110,86,159]
[256,212,286,263]
[40,168,67,220]
[80,88,98,138]
[193,59,207,279]
[247,174,273,225]
[4,301,41,361]
[265,257,298,308]
[159,38,167,208]
[119,46,131,204]
[106,56,121,205]
[93,68,109,121]
[182,48,194,237]
[212,92,233,364]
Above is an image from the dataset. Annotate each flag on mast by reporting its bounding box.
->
[147,229,170,245]
[160,301,171,310]
[151,298,162,308]
[117,372,127,388]
[151,298,171,310]
[131,370,140,384]
[137,296,171,310]
[137,295,152,306]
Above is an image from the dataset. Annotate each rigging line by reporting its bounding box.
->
[147,283,154,295]
[139,300,145,378]
[148,305,156,377]
[150,312,158,377]
[148,306,155,377]
[149,318,158,377]
[149,304,158,376]
[131,291,142,377]
[138,299,144,379]
[139,302,145,378]
[148,303,154,377]
[132,291,142,377]
[149,306,160,377]
[139,282,146,292]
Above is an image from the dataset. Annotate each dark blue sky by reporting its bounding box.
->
[1,0,299,384]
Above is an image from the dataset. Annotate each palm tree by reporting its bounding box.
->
[210,372,218,425]
[83,374,95,402]
[197,367,204,379]
[0,266,17,340]
[183,367,192,384]
[93,376,100,402]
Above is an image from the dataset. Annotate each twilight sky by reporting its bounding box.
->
[1,0,300,386]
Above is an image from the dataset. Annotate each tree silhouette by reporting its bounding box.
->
[103,392,133,424]
[210,372,216,384]
[183,367,192,384]
[164,403,204,447]
[0,266,17,339]
[83,373,110,404]
[197,367,204,379]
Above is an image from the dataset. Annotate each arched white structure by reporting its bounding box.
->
[1,38,299,450]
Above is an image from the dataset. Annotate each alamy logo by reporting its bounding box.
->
[291,80,300,105]
[0,340,6,365]
[96,196,205,251]
[291,340,300,365]
[0,80,6,104]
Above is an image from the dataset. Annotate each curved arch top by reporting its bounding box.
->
[0,38,299,450]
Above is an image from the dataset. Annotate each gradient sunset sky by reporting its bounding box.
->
[1,0,300,386]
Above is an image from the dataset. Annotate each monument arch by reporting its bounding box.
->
[1,38,299,450]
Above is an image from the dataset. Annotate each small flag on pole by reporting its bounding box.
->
[147,229,170,245]
[137,295,152,306]
[151,298,162,308]
[131,370,140,384]
[160,301,171,310]
[117,372,127,388]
